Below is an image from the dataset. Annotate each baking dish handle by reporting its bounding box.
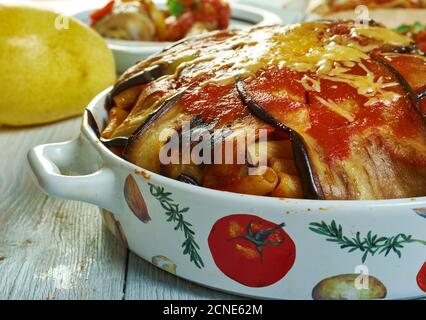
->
[27,136,121,213]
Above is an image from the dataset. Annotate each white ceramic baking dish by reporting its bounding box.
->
[27,87,426,300]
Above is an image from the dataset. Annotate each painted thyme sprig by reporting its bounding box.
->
[309,220,426,263]
[148,183,204,269]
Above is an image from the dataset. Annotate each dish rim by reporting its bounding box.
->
[86,87,426,207]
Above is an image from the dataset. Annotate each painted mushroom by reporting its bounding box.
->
[152,255,177,275]
[312,274,387,300]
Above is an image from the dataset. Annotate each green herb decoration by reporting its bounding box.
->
[149,183,204,269]
[309,220,426,263]
[167,0,185,17]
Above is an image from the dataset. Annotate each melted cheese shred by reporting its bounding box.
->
[154,22,411,106]
[324,62,401,107]
[316,96,357,122]
[352,26,412,47]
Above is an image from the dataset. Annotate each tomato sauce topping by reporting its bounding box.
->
[243,62,425,163]
[308,86,384,161]
[181,83,247,125]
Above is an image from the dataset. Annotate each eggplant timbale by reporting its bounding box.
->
[101,20,426,200]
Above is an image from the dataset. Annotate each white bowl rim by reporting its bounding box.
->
[74,2,291,52]
[84,87,426,207]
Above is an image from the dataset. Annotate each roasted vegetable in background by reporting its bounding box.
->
[90,0,230,41]
[102,20,426,200]
[312,274,387,300]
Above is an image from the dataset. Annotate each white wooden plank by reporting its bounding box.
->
[124,252,240,300]
[0,118,127,299]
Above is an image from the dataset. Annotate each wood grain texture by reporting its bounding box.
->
[124,252,239,300]
[0,119,127,300]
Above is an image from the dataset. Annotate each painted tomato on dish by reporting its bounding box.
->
[417,261,426,292]
[208,214,296,287]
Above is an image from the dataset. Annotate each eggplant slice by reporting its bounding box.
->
[124,90,189,173]
[177,173,200,186]
[374,52,426,119]
[106,64,168,108]
[86,109,128,148]
[236,80,322,199]
[124,87,276,178]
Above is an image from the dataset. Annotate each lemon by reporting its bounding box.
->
[0,5,116,126]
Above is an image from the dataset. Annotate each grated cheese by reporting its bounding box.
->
[154,22,411,107]
[316,96,357,122]
[301,75,321,92]
[352,26,412,47]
